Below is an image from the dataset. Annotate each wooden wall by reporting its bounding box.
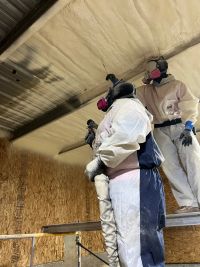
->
[0,139,200,266]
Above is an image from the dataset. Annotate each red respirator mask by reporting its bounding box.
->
[97,97,108,111]
[97,87,114,112]
[143,57,168,84]
[149,69,161,79]
[143,69,161,84]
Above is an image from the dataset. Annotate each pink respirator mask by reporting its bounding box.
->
[142,69,161,84]
[149,69,161,79]
[97,97,108,111]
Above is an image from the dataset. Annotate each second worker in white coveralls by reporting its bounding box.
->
[85,74,166,267]
[137,57,200,214]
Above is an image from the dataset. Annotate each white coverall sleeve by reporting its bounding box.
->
[96,101,152,168]
[177,81,199,124]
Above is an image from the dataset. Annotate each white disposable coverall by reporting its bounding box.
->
[137,75,200,208]
[94,174,119,267]
[93,98,165,267]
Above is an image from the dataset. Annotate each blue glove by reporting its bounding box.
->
[179,121,193,146]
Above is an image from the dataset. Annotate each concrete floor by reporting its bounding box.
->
[167,265,200,267]
[35,257,200,267]
[35,262,200,267]
[35,262,64,267]
[35,255,108,267]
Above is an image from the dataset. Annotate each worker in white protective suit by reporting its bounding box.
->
[85,74,166,267]
[137,56,200,214]
[85,118,120,267]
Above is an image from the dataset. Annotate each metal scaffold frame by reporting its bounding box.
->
[2,213,200,267]
[0,232,80,267]
[166,212,200,227]
[0,231,108,267]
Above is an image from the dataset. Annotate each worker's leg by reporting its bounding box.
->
[175,126,200,207]
[154,128,196,207]
[109,169,165,267]
[140,168,165,267]
[94,174,120,267]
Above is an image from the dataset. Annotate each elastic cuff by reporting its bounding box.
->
[185,120,193,131]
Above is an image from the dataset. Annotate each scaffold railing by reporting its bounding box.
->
[0,230,109,267]
[0,232,77,267]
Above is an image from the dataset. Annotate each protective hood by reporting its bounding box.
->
[143,57,168,84]
[97,74,135,112]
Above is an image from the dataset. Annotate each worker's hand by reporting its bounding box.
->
[179,129,192,146]
[85,157,105,182]
[85,130,95,147]
[84,119,98,148]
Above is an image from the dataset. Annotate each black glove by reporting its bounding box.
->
[85,119,98,147]
[179,129,192,146]
[85,130,95,147]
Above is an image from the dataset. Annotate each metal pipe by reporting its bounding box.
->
[76,233,82,267]
[29,237,36,267]
[0,232,76,240]
[58,140,85,155]
[76,241,109,266]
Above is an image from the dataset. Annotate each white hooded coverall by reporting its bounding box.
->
[137,75,200,208]
[93,98,165,267]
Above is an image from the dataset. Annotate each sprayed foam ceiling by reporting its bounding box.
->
[0,0,199,165]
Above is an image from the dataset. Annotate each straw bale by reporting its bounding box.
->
[0,139,101,266]
[165,226,200,263]
[160,168,200,263]
[160,169,179,214]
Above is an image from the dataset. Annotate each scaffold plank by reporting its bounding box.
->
[42,221,102,234]
[166,212,200,227]
[42,213,200,233]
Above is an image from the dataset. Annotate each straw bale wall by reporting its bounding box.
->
[163,170,200,264]
[0,139,102,267]
[0,139,200,266]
